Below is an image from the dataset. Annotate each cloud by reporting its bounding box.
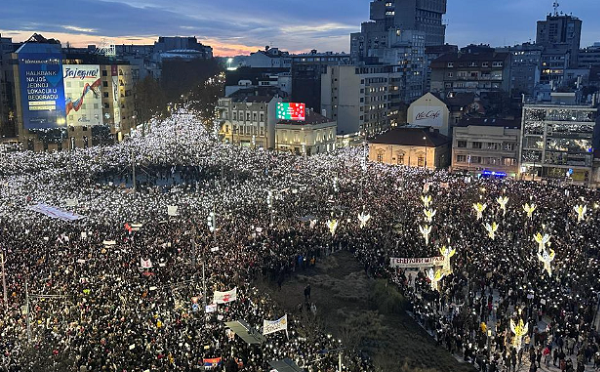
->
[63,26,97,34]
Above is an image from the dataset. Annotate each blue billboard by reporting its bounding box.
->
[18,52,67,130]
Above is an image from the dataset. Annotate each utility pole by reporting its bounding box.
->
[1,252,6,312]
[131,150,137,192]
[25,279,31,343]
[202,262,207,310]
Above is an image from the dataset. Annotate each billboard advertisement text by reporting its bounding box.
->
[63,65,103,126]
[18,53,66,130]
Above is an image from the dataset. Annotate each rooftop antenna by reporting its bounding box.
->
[553,1,559,16]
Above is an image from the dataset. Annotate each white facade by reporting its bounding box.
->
[407,93,450,136]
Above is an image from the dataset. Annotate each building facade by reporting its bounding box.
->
[244,47,292,69]
[579,43,600,68]
[452,118,521,177]
[430,49,512,97]
[369,127,449,169]
[496,43,543,97]
[291,51,352,112]
[3,38,136,151]
[536,12,582,68]
[217,91,283,150]
[520,93,597,183]
[407,93,450,136]
[321,65,403,138]
[275,110,337,155]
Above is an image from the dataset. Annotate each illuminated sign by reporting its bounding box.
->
[18,52,67,129]
[481,170,507,178]
[277,102,306,121]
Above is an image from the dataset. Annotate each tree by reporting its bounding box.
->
[133,76,169,123]
[189,74,224,125]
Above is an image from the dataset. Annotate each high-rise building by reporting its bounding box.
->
[291,50,352,112]
[320,65,404,138]
[353,0,446,50]
[536,9,582,68]
[350,0,446,103]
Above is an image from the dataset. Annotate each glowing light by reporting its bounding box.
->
[537,248,556,277]
[523,203,536,219]
[472,203,487,220]
[358,212,371,229]
[423,208,436,223]
[427,268,445,292]
[510,319,528,351]
[484,222,499,240]
[573,205,587,223]
[439,245,456,274]
[497,196,509,216]
[419,224,432,245]
[421,195,432,208]
[533,233,551,252]
[327,219,338,236]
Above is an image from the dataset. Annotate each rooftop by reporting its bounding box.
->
[456,117,521,129]
[369,128,449,147]
[277,111,335,126]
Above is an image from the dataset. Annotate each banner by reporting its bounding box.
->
[262,314,288,336]
[390,256,444,269]
[213,288,237,304]
[18,49,67,129]
[111,65,121,130]
[28,203,85,222]
[63,65,103,126]
[167,205,179,216]
[140,258,153,269]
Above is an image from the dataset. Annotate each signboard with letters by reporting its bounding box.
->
[411,106,444,128]
[390,256,444,269]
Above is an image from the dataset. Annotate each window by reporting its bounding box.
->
[456,155,467,163]
[472,142,482,149]
[482,62,489,68]
[503,158,516,166]
[457,140,467,148]
[447,62,454,68]
[492,61,503,68]
[377,153,383,162]
[447,72,454,78]
[103,81,108,87]
[397,154,404,165]
[470,156,481,164]
[103,92,109,98]
[418,156,425,167]
[102,70,108,77]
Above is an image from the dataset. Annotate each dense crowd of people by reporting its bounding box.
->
[0,110,599,372]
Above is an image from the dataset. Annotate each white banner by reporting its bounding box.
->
[390,256,444,269]
[263,314,288,336]
[167,205,179,216]
[213,288,237,304]
[29,203,85,222]
[206,304,217,313]
[140,258,153,269]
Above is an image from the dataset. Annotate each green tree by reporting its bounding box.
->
[189,75,225,125]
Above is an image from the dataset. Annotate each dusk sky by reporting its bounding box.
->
[1,0,599,56]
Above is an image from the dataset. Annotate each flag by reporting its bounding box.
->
[124,223,132,233]
[262,314,288,336]
[203,357,222,368]
[167,205,179,216]
[213,288,237,304]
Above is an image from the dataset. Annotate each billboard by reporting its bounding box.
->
[277,102,306,121]
[63,65,103,126]
[18,53,67,130]
[411,106,444,128]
